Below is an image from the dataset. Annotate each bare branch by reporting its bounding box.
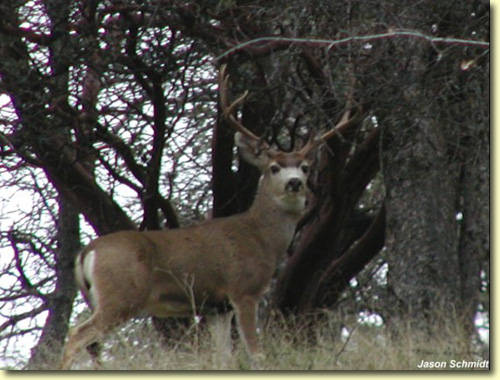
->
[215,30,490,61]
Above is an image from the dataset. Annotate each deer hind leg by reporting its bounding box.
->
[59,313,105,370]
[59,296,143,370]
[86,341,102,369]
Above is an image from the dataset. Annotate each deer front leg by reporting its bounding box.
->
[230,295,264,367]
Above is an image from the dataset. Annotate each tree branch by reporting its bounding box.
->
[312,204,386,308]
[215,30,489,61]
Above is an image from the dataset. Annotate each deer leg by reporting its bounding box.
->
[60,304,137,370]
[230,295,263,361]
[86,341,102,369]
[59,314,104,370]
[207,311,235,368]
[60,299,146,370]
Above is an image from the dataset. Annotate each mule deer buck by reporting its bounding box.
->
[59,65,356,370]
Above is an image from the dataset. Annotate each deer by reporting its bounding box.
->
[58,64,356,370]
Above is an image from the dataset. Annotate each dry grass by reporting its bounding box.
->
[64,310,489,371]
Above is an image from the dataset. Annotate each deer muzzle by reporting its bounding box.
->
[285,178,303,193]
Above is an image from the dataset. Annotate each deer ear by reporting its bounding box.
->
[234,132,270,170]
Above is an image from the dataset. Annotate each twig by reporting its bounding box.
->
[334,324,358,365]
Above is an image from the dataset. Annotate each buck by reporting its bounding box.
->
[59,65,355,370]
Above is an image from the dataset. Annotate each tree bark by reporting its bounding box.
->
[379,38,462,330]
[456,69,489,335]
[26,195,80,369]
[382,116,461,328]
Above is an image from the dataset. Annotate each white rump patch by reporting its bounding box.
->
[79,249,97,308]
[83,250,96,283]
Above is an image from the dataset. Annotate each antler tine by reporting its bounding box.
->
[317,108,356,142]
[218,64,261,141]
[299,105,362,156]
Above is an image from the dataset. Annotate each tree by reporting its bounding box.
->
[26,195,80,369]
[0,0,489,369]
[368,1,490,335]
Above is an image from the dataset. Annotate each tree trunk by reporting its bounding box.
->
[382,116,461,329]
[379,38,462,330]
[456,67,489,335]
[26,195,81,369]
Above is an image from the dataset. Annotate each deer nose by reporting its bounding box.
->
[286,178,303,193]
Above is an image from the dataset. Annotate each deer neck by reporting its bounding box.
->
[245,186,304,255]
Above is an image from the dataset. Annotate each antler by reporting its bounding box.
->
[299,105,363,156]
[218,64,261,142]
[318,109,357,141]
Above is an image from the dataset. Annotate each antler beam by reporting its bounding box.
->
[218,64,261,141]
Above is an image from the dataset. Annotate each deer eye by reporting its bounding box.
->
[301,164,309,174]
[270,164,281,174]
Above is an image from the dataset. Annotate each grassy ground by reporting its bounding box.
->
[65,310,489,371]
